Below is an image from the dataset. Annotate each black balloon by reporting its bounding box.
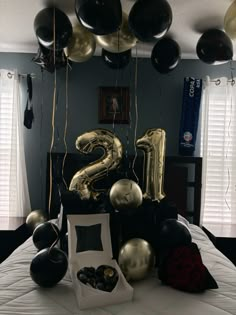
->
[32,43,68,73]
[151,37,181,74]
[158,218,192,249]
[30,247,68,287]
[32,222,60,250]
[34,7,72,50]
[128,0,172,42]
[102,49,131,69]
[196,29,233,65]
[75,0,122,35]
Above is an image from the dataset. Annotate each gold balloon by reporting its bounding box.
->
[69,129,123,200]
[95,12,137,53]
[118,238,155,281]
[64,24,96,62]
[136,128,166,202]
[224,1,236,39]
[26,209,48,232]
[109,179,143,210]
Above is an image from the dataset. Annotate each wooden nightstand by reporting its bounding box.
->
[202,224,236,265]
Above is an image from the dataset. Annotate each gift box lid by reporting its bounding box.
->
[67,213,113,263]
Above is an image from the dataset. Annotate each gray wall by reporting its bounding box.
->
[0,52,234,211]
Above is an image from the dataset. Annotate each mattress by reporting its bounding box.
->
[0,222,236,315]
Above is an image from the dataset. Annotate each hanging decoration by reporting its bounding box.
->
[96,12,137,53]
[69,129,123,200]
[34,7,72,50]
[151,37,181,74]
[224,1,236,40]
[128,0,172,42]
[102,49,131,69]
[24,74,34,129]
[75,0,122,35]
[179,77,202,156]
[64,23,96,62]
[136,128,166,202]
[196,29,233,65]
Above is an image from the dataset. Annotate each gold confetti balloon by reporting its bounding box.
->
[118,238,155,281]
[109,179,143,210]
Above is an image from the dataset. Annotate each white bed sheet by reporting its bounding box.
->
[0,223,236,315]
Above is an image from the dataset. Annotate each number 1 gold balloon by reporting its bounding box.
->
[69,129,123,200]
[136,128,166,202]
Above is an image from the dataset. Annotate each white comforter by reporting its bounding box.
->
[0,224,236,315]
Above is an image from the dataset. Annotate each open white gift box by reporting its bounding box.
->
[67,213,134,309]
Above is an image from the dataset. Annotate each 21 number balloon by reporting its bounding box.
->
[136,128,166,202]
[69,129,123,200]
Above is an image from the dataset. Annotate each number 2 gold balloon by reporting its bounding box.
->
[69,129,123,200]
[136,128,166,202]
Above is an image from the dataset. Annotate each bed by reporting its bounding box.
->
[1,153,236,315]
[1,220,236,315]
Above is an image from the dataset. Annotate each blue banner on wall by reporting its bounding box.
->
[179,77,202,156]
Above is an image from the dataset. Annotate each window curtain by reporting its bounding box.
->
[0,69,31,217]
[200,76,236,225]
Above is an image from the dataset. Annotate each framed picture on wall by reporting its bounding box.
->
[99,87,130,124]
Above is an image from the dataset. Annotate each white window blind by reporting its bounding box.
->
[0,69,31,217]
[200,76,236,224]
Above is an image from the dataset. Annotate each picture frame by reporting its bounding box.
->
[99,87,130,124]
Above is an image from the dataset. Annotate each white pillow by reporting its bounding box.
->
[177,214,190,227]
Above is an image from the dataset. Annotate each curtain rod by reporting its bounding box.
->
[204,78,235,85]
[7,72,36,79]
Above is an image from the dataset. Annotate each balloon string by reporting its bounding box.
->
[62,59,69,189]
[40,69,44,209]
[132,46,139,183]
[48,8,57,217]
[49,222,60,253]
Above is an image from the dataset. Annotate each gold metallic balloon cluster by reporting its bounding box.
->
[96,13,137,53]
[64,13,137,63]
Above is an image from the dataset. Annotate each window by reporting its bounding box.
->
[0,69,31,217]
[200,76,236,224]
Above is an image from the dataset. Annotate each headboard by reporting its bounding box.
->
[46,152,202,225]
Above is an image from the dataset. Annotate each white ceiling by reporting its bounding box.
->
[0,0,234,59]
